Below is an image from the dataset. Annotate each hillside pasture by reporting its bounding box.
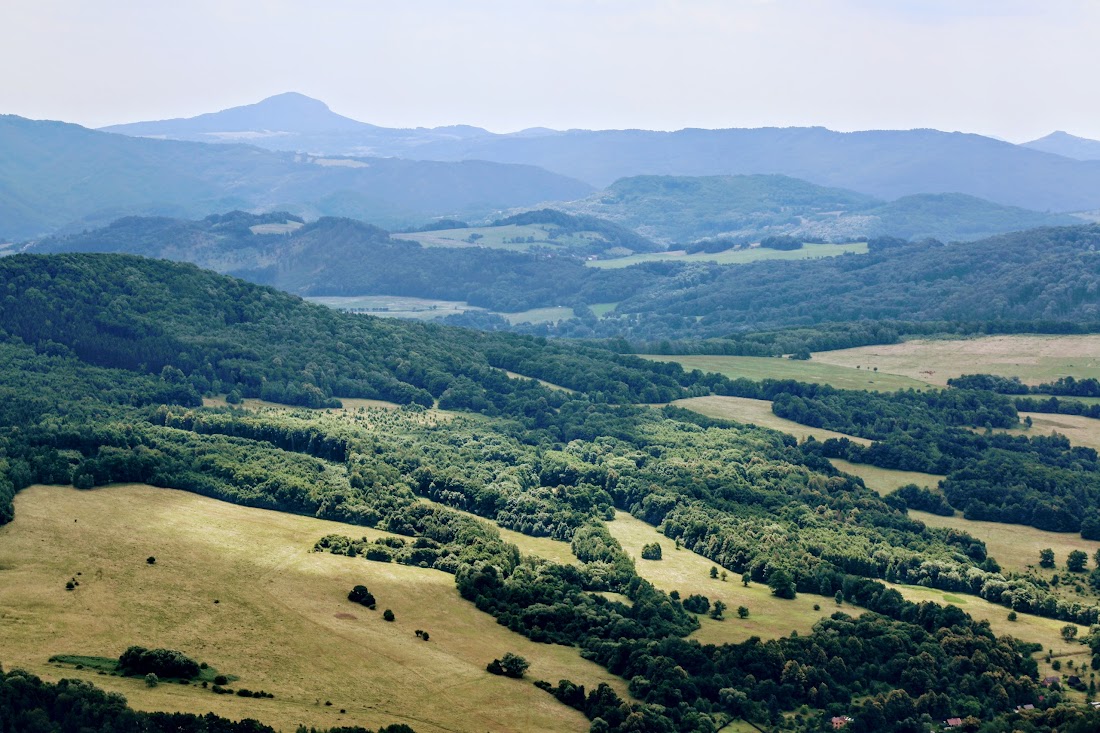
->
[0,484,626,733]
[812,334,1100,387]
[672,396,871,445]
[586,241,867,269]
[828,459,944,495]
[305,294,482,320]
[607,511,853,644]
[644,354,927,392]
[399,224,605,252]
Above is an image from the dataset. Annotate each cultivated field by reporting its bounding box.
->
[644,354,927,392]
[586,241,867,269]
[812,334,1100,387]
[0,484,627,733]
[827,459,944,495]
[672,396,871,445]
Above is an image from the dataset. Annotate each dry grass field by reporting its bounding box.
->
[911,510,1100,576]
[0,484,628,733]
[827,459,944,495]
[1000,411,1100,452]
[672,396,871,445]
[305,294,482,320]
[606,511,853,644]
[585,241,868,269]
[812,335,1100,387]
[644,355,927,392]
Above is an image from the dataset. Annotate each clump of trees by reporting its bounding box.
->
[348,584,377,609]
[486,653,529,679]
[118,646,200,680]
[640,542,662,560]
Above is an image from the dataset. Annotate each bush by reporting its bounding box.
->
[487,653,529,678]
[383,609,395,622]
[214,675,228,686]
[348,584,376,608]
[144,673,158,688]
[119,646,200,679]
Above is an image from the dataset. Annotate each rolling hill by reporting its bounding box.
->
[103,94,1100,212]
[556,175,1077,244]
[0,114,592,240]
[1022,131,1100,161]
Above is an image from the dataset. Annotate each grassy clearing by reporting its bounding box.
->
[399,224,605,252]
[502,306,575,325]
[672,396,871,446]
[911,510,1100,576]
[827,459,944,495]
[586,241,868,269]
[888,582,1091,692]
[0,484,627,733]
[249,221,304,235]
[642,355,927,392]
[590,302,620,317]
[306,294,481,321]
[202,396,403,412]
[812,335,1100,387]
[606,511,849,644]
[501,370,576,393]
[415,497,579,567]
[1005,412,1100,452]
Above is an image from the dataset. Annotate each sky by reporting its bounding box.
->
[1,0,1097,141]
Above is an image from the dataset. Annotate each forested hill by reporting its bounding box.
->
[0,114,591,239]
[529,224,1100,341]
[28,217,1100,343]
[0,253,696,409]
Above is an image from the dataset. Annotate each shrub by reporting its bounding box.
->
[214,675,228,686]
[383,609,395,622]
[146,556,156,565]
[348,584,376,608]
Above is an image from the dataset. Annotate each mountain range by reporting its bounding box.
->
[0,113,590,240]
[103,92,1100,212]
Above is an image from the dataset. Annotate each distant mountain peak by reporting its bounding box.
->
[101,92,373,136]
[1022,130,1100,161]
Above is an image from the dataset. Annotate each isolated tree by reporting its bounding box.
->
[741,573,750,587]
[710,600,727,620]
[146,556,156,565]
[767,568,796,599]
[737,606,749,619]
[1068,550,1088,573]
[487,653,529,678]
[1007,611,1018,622]
[383,609,395,622]
[145,673,158,688]
[348,585,376,608]
[1040,548,1056,568]
[834,590,844,606]
[1063,625,1080,642]
[709,566,719,579]
[720,570,728,582]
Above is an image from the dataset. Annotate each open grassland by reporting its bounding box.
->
[812,335,1100,387]
[827,459,944,495]
[203,396,403,411]
[415,497,579,567]
[672,396,871,445]
[305,294,481,320]
[249,221,304,235]
[999,412,1100,452]
[502,305,576,325]
[399,224,603,252]
[889,583,1091,692]
[0,484,628,733]
[643,355,927,392]
[586,241,868,269]
[607,511,852,645]
[911,510,1100,576]
[501,370,576,393]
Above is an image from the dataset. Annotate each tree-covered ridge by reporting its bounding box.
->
[2,253,1099,731]
[558,174,1074,244]
[0,668,416,733]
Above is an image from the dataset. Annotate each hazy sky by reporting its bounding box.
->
[2,0,1097,141]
